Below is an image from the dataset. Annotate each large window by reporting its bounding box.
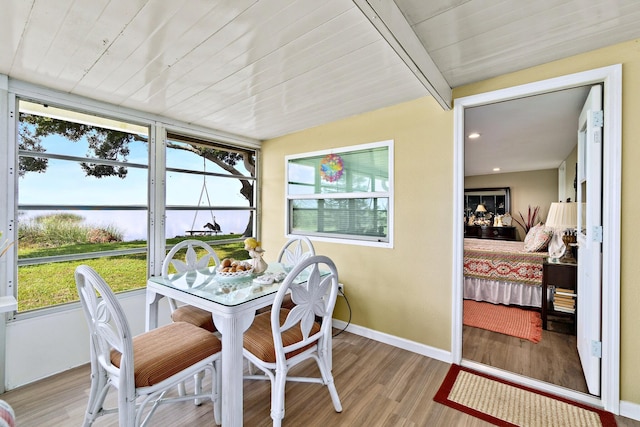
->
[13,102,257,313]
[17,100,150,312]
[286,140,393,247]
[164,133,256,240]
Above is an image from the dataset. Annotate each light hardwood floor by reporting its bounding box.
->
[2,331,638,426]
[463,321,588,393]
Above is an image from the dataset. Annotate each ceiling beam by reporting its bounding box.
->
[353,0,452,110]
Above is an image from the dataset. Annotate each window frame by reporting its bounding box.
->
[2,80,261,318]
[14,98,152,314]
[161,131,258,259]
[285,140,394,248]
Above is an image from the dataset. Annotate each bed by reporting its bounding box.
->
[463,238,549,308]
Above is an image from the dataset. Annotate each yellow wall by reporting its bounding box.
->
[262,98,453,350]
[262,38,640,404]
[466,169,558,240]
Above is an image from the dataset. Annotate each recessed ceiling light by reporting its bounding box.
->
[493,167,501,172]
[468,132,480,139]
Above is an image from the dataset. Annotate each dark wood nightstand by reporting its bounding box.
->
[541,259,577,334]
[464,225,516,241]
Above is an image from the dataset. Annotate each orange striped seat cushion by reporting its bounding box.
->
[111,322,221,387]
[244,309,320,363]
[172,305,216,332]
[256,293,295,314]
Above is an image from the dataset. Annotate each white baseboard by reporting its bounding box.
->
[620,400,640,421]
[332,319,452,364]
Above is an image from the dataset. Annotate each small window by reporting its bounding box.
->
[286,140,393,247]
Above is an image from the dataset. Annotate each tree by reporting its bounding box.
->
[19,113,256,236]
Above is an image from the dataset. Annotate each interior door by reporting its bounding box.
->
[576,85,603,396]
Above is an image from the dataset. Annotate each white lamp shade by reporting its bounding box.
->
[545,202,577,229]
[475,204,487,213]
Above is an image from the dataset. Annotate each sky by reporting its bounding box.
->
[18,130,253,241]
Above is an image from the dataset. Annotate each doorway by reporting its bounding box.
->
[451,65,622,413]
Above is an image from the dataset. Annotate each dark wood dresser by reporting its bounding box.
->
[464,225,517,241]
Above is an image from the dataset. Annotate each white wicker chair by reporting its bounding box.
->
[248,236,317,374]
[75,265,222,426]
[162,240,220,332]
[276,236,315,267]
[243,255,342,427]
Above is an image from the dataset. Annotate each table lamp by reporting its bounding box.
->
[474,203,488,225]
[475,203,487,217]
[545,202,577,263]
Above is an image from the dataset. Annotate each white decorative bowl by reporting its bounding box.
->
[216,262,254,280]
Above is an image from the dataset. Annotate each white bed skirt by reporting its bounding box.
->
[464,277,542,308]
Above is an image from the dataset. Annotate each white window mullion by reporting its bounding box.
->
[2,88,17,304]
[148,122,165,278]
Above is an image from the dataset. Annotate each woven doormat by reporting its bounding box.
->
[434,365,617,427]
[464,300,542,343]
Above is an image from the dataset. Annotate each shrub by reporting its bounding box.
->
[19,213,123,247]
[87,227,122,243]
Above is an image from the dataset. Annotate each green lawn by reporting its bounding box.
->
[17,236,247,312]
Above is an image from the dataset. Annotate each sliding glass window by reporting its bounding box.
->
[16,100,150,312]
[163,133,257,258]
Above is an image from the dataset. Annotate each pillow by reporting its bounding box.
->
[523,223,553,252]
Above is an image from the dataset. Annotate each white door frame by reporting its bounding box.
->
[451,64,621,413]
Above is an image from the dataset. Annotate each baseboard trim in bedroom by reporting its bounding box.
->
[331,319,452,364]
[620,400,640,421]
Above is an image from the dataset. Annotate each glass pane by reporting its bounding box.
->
[481,196,496,214]
[466,196,481,215]
[287,162,316,195]
[165,209,252,239]
[464,188,510,218]
[165,133,257,241]
[166,137,255,177]
[19,158,148,206]
[288,146,389,195]
[19,110,149,165]
[496,196,506,215]
[18,210,148,249]
[291,198,388,240]
[17,100,150,312]
[18,254,147,312]
[165,171,251,208]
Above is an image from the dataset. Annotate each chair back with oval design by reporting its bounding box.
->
[276,236,315,269]
[243,255,341,427]
[162,239,220,277]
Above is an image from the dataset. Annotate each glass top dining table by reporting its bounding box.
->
[145,262,291,427]
[148,263,289,307]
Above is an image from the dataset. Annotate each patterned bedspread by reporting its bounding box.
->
[463,238,548,285]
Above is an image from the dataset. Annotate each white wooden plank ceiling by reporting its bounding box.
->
[395,0,640,87]
[2,0,640,173]
[1,0,427,141]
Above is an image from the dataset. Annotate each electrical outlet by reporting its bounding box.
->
[338,283,344,293]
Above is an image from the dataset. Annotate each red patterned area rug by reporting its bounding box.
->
[434,365,617,427]
[464,300,542,343]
